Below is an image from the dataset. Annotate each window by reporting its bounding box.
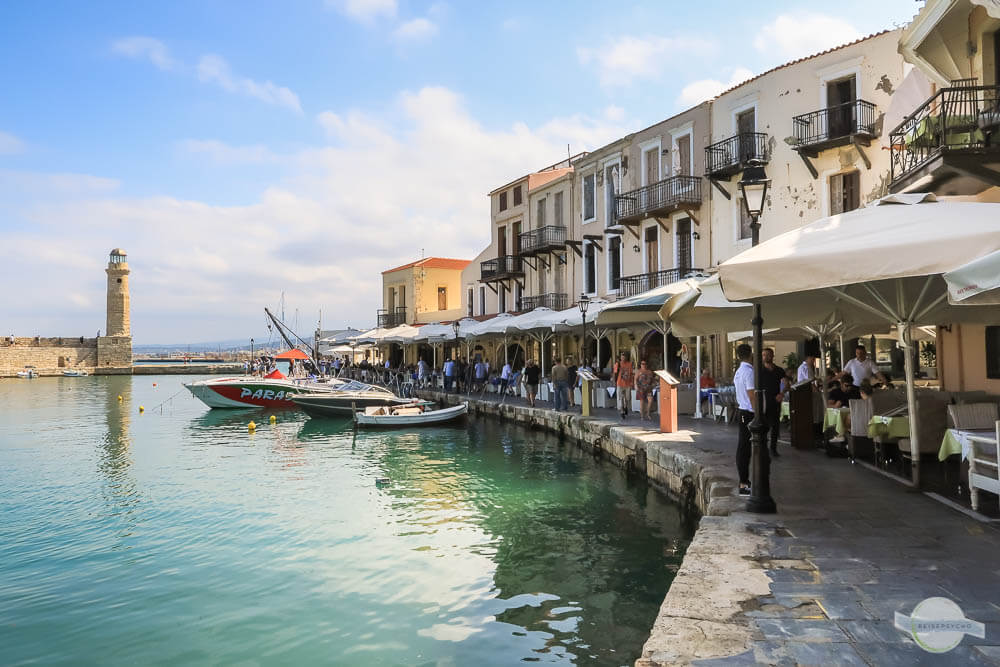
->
[988,326,1000,379]
[536,198,546,227]
[399,285,406,308]
[499,191,508,212]
[584,242,596,294]
[437,286,447,311]
[676,218,692,271]
[738,198,753,241]
[514,283,522,311]
[830,171,860,215]
[513,185,522,206]
[497,225,507,256]
[645,226,658,272]
[467,288,473,317]
[499,285,507,313]
[604,163,620,228]
[388,287,396,311]
[553,191,563,226]
[608,237,622,291]
[583,173,596,221]
[479,286,486,316]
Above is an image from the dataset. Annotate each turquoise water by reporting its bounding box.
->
[0,375,691,666]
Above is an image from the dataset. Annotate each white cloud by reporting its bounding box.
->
[676,67,755,107]
[754,13,862,62]
[111,36,176,71]
[177,139,281,165]
[0,87,627,341]
[196,55,302,112]
[603,105,625,122]
[0,130,25,155]
[329,0,397,23]
[578,35,715,87]
[393,17,438,41]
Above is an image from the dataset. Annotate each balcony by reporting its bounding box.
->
[480,255,524,282]
[792,99,877,154]
[619,267,703,298]
[614,176,702,225]
[519,225,567,256]
[705,133,769,178]
[377,307,407,328]
[520,293,568,311]
[889,83,1000,195]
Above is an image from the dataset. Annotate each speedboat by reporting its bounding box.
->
[63,369,89,377]
[16,366,37,379]
[292,381,429,418]
[184,370,345,409]
[354,402,468,427]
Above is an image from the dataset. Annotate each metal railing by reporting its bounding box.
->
[519,225,567,254]
[619,267,703,297]
[480,255,524,281]
[615,175,701,222]
[889,83,1000,185]
[377,308,407,328]
[520,293,568,311]
[705,133,769,175]
[793,99,877,147]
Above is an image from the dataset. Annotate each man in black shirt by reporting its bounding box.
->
[522,359,541,407]
[827,374,861,407]
[761,348,786,458]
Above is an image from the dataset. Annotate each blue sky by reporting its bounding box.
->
[0,0,919,342]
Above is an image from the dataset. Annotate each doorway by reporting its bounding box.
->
[644,226,658,273]
[827,75,857,137]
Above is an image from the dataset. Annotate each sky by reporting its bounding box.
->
[0,0,921,343]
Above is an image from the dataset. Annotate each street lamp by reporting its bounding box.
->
[578,293,591,366]
[738,160,776,514]
[452,320,461,393]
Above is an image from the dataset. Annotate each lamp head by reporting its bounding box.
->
[578,293,591,315]
[738,160,770,219]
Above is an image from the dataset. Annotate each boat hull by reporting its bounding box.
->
[354,403,468,427]
[184,377,341,409]
[292,393,424,418]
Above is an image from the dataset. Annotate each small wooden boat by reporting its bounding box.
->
[16,366,37,378]
[62,369,89,377]
[354,402,468,428]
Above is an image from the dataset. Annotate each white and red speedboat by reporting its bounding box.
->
[184,370,345,409]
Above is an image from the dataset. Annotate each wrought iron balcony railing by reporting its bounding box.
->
[705,133,769,178]
[480,255,524,282]
[519,225,567,255]
[889,83,1000,188]
[619,268,703,297]
[793,99,877,150]
[615,176,701,224]
[520,293,568,311]
[377,307,407,328]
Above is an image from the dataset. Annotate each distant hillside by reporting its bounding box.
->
[133,336,280,354]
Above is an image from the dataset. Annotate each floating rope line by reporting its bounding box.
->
[151,387,188,414]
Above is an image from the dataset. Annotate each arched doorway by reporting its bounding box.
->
[389,343,404,368]
[505,343,526,371]
[639,330,681,373]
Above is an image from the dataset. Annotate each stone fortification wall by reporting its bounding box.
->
[96,336,132,374]
[0,337,99,377]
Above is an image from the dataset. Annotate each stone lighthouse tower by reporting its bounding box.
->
[97,248,133,373]
[106,248,130,336]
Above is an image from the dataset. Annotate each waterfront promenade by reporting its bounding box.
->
[419,389,1000,665]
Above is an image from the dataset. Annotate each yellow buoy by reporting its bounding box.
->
[269,415,277,424]
[248,421,257,432]
[139,406,145,413]
[117,395,123,401]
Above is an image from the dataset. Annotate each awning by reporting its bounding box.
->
[596,279,702,326]
[274,348,309,360]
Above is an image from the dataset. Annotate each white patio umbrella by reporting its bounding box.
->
[717,193,1000,486]
[944,248,1000,305]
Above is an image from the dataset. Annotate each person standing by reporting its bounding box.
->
[442,357,454,392]
[551,358,569,411]
[522,359,541,407]
[761,348,786,458]
[474,357,488,393]
[613,352,635,420]
[500,360,513,397]
[633,359,657,421]
[842,345,886,387]
[417,357,429,387]
[566,357,578,408]
[733,343,756,495]
[797,354,817,383]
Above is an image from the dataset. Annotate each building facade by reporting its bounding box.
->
[380,257,471,327]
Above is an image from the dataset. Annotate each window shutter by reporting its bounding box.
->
[554,192,563,226]
[830,174,845,215]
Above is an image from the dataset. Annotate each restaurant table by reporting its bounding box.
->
[867,414,910,440]
[938,428,997,461]
[824,407,851,437]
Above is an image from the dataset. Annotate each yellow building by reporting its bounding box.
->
[380,257,471,326]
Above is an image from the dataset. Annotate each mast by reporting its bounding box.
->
[264,307,320,364]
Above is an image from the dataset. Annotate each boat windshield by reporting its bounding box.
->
[336,380,383,393]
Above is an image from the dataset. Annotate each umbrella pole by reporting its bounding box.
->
[901,323,921,487]
[695,335,703,418]
[839,334,846,371]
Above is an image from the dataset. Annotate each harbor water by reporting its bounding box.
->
[0,375,692,665]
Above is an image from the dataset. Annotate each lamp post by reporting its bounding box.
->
[738,160,776,514]
[250,338,254,362]
[578,293,591,365]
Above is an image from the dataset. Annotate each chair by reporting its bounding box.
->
[968,421,1000,511]
[947,403,999,430]
[897,396,952,474]
[848,397,873,461]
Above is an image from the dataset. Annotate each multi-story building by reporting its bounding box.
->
[379,257,470,327]
[706,29,905,264]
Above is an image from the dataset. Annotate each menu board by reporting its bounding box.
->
[655,370,680,385]
[576,368,599,382]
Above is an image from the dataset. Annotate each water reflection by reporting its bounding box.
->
[98,375,142,547]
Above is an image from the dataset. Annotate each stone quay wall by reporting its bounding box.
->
[0,336,132,377]
[132,363,244,375]
[418,390,741,518]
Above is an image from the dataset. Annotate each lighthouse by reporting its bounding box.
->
[106,248,130,337]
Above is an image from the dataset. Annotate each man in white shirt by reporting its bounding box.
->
[442,358,455,392]
[841,345,885,387]
[417,357,429,387]
[797,354,817,383]
[733,344,756,496]
[500,361,513,396]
